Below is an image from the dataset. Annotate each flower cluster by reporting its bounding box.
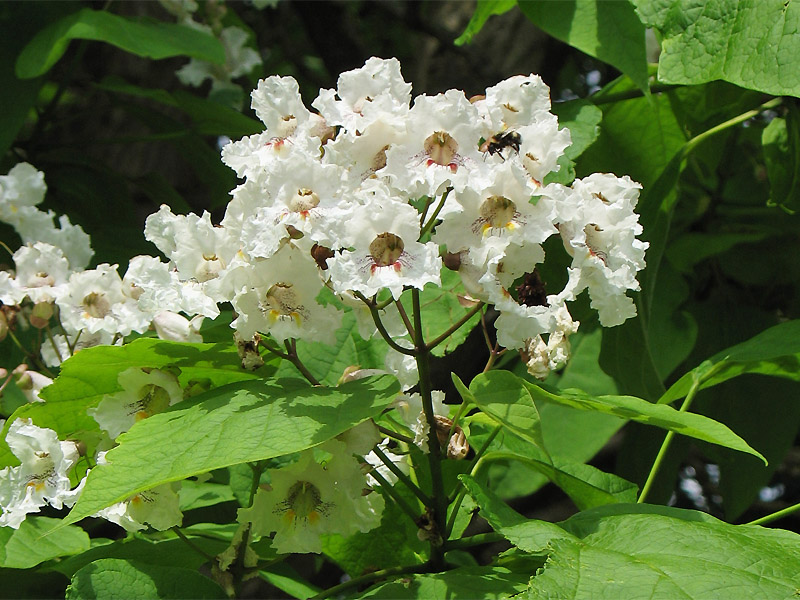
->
[0,58,648,550]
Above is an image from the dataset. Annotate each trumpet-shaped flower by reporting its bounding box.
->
[0,419,80,528]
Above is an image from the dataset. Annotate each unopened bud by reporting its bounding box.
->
[338,365,385,384]
[447,428,469,460]
[29,302,54,329]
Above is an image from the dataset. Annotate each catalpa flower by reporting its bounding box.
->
[239,443,383,554]
[89,367,184,439]
[0,419,80,528]
[95,479,182,532]
[326,190,441,299]
[230,244,341,344]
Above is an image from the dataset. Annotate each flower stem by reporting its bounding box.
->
[638,377,702,503]
[171,527,215,562]
[369,466,420,525]
[683,97,782,156]
[444,531,505,551]
[412,289,448,569]
[310,562,429,599]
[426,301,483,352]
[283,339,321,386]
[372,444,432,507]
[395,298,416,339]
[355,291,415,356]
[420,187,451,237]
[376,423,415,445]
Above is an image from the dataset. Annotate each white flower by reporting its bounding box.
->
[230,244,341,344]
[88,367,184,439]
[56,264,151,336]
[13,368,53,403]
[238,153,346,258]
[239,444,383,554]
[176,26,262,92]
[479,74,553,131]
[0,163,46,221]
[548,174,648,327]
[432,161,556,266]
[0,242,70,306]
[523,303,580,379]
[96,480,182,532]
[312,57,411,130]
[384,338,418,391]
[0,419,80,528]
[381,89,490,198]
[326,194,441,300]
[144,206,238,286]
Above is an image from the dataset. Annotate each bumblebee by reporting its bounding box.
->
[479,130,521,159]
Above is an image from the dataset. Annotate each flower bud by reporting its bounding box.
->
[29,302,54,329]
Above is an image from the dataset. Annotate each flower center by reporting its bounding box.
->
[277,114,298,138]
[196,254,223,282]
[265,283,304,324]
[423,131,459,169]
[132,384,172,421]
[82,292,111,319]
[368,233,404,270]
[283,480,326,524]
[475,195,518,234]
[289,188,320,214]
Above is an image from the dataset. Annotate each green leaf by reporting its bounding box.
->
[634,0,800,98]
[62,375,399,526]
[454,0,517,46]
[258,563,321,599]
[65,558,225,599]
[460,474,578,553]
[546,100,603,185]
[517,0,649,93]
[16,8,225,79]
[0,339,264,469]
[0,517,89,569]
[52,534,230,579]
[455,371,546,451]
[360,566,529,599]
[666,231,769,274]
[519,376,766,463]
[528,507,800,598]
[659,319,800,404]
[762,105,800,212]
[178,480,236,511]
[97,77,263,138]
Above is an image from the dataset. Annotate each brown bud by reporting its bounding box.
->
[447,428,469,460]
[310,244,335,270]
[442,251,462,271]
[0,311,7,342]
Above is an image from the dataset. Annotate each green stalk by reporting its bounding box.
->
[638,377,702,503]
[444,532,505,551]
[311,562,429,599]
[746,501,800,527]
[426,302,483,352]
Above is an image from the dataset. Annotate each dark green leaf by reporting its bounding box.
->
[659,319,800,404]
[360,565,529,599]
[454,0,517,46]
[518,0,649,93]
[0,517,89,569]
[65,558,225,599]
[16,8,225,79]
[762,104,800,212]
